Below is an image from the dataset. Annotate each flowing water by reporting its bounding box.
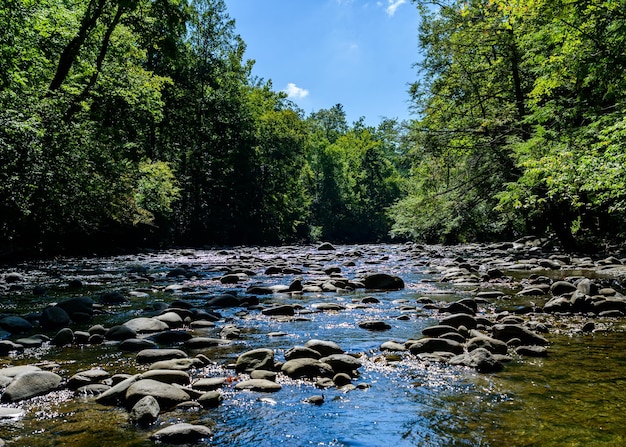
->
[0,244,624,446]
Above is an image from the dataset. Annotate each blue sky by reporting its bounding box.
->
[224,0,421,126]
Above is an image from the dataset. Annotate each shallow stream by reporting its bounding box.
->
[0,244,624,446]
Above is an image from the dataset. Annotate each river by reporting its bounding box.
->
[0,243,624,446]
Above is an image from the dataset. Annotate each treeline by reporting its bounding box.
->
[2,0,625,257]
[0,0,406,256]
[391,0,626,250]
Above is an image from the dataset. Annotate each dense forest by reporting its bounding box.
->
[1,0,625,258]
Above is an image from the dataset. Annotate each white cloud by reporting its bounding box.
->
[385,0,406,16]
[284,83,309,99]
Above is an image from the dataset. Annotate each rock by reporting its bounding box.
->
[130,395,160,425]
[136,349,188,364]
[408,338,464,355]
[0,340,24,355]
[148,358,201,371]
[105,325,137,341]
[40,306,71,330]
[150,423,212,445]
[68,368,110,390]
[220,325,241,340]
[234,379,282,392]
[235,348,275,373]
[124,317,169,334]
[0,316,33,334]
[450,348,504,373]
[250,370,277,381]
[99,291,129,304]
[582,321,595,333]
[95,374,141,406]
[304,339,344,357]
[184,337,223,349]
[466,335,508,355]
[281,358,334,379]
[440,301,475,315]
[422,325,460,338]
[156,312,183,328]
[206,294,242,307]
[363,273,405,290]
[284,346,322,361]
[140,369,190,386]
[262,305,295,316]
[126,379,191,410]
[1,371,63,402]
[198,391,223,408]
[119,338,158,352]
[0,365,41,378]
[491,324,549,346]
[317,242,335,251]
[149,330,193,344]
[14,337,42,348]
[577,278,598,296]
[52,328,74,346]
[320,354,362,374]
[380,341,407,351]
[304,395,325,405]
[439,313,477,329]
[192,377,227,391]
[516,345,548,357]
[358,320,391,331]
[550,281,577,296]
[333,373,352,386]
[543,296,572,313]
[56,297,94,321]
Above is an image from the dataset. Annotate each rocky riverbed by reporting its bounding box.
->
[0,240,625,446]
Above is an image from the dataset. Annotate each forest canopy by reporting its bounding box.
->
[1,0,624,257]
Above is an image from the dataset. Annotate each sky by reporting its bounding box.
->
[224,0,422,126]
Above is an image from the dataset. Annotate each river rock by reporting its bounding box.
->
[192,377,227,391]
[148,358,201,371]
[235,348,275,373]
[284,346,322,361]
[206,293,242,307]
[119,338,157,352]
[56,296,94,321]
[422,325,459,338]
[262,305,295,316]
[126,379,191,410]
[124,317,169,333]
[516,345,548,357]
[184,337,223,349]
[235,379,282,392]
[51,327,74,346]
[198,391,223,407]
[320,354,362,374]
[543,296,572,313]
[281,358,334,379]
[136,348,188,364]
[363,273,405,290]
[358,320,391,331]
[449,348,504,373]
[304,339,344,357]
[0,340,24,355]
[550,281,577,296]
[1,371,63,402]
[130,395,160,425]
[439,313,477,329]
[95,374,141,405]
[466,335,508,355]
[0,365,41,377]
[140,369,190,385]
[491,324,549,346]
[150,423,212,444]
[380,341,407,351]
[333,373,352,386]
[149,330,193,344]
[408,338,464,355]
[68,368,110,390]
[40,306,71,330]
[105,325,137,341]
[0,316,33,334]
[317,242,335,251]
[155,312,183,328]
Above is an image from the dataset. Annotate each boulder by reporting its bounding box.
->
[0,316,33,334]
[235,348,275,373]
[262,305,295,316]
[52,328,74,346]
[358,320,391,331]
[550,281,577,296]
[40,306,71,330]
[148,358,201,371]
[466,335,508,355]
[319,354,362,374]
[449,348,504,373]
[281,358,334,379]
[284,346,322,361]
[439,313,477,329]
[1,371,63,402]
[140,369,190,386]
[56,297,94,321]
[198,391,223,408]
[119,338,158,352]
[136,349,188,364]
[408,338,464,355]
[234,379,282,392]
[67,368,110,390]
[363,273,404,290]
[130,395,160,425]
[123,317,169,334]
[95,374,141,406]
[304,339,344,357]
[105,325,137,341]
[125,379,191,410]
[150,423,212,445]
[491,324,549,346]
